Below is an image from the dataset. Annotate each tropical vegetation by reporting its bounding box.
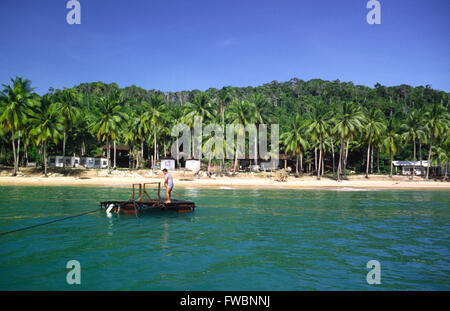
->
[0,77,449,179]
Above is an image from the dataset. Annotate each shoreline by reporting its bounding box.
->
[0,173,449,191]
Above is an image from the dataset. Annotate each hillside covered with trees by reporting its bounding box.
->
[1,77,449,180]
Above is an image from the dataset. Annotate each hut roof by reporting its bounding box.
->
[102,145,130,151]
[392,161,431,167]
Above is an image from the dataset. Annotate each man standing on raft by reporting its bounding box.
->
[162,168,173,203]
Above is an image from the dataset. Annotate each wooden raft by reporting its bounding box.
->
[100,183,195,214]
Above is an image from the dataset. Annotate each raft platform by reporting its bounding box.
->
[100,183,195,214]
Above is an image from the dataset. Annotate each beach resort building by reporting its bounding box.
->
[80,157,95,168]
[48,156,80,168]
[94,157,109,169]
[392,161,448,176]
[161,159,175,171]
[102,145,130,168]
[185,160,201,172]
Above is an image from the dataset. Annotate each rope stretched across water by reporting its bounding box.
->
[0,209,99,237]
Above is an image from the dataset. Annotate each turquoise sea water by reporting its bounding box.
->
[0,186,448,290]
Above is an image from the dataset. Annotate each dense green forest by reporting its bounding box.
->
[1,76,449,180]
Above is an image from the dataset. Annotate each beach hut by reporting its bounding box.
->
[81,157,96,168]
[392,161,430,176]
[260,160,280,172]
[64,156,81,168]
[48,155,64,167]
[94,157,109,169]
[48,156,80,168]
[392,160,448,177]
[102,145,130,168]
[185,160,201,172]
[161,159,175,171]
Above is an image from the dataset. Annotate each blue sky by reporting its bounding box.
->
[0,0,449,94]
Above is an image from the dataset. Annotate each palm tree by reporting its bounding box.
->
[184,92,215,124]
[248,94,273,168]
[364,108,386,178]
[383,118,400,177]
[141,94,169,169]
[281,115,308,175]
[202,121,224,173]
[122,115,140,169]
[226,99,253,172]
[29,96,64,177]
[183,92,214,161]
[333,102,365,181]
[217,88,233,171]
[0,77,37,175]
[431,146,449,179]
[89,91,127,174]
[306,105,332,179]
[55,88,80,171]
[400,110,425,180]
[423,102,449,180]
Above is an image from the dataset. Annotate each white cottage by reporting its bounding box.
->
[81,157,96,168]
[48,156,64,167]
[185,160,201,172]
[64,156,80,168]
[392,161,430,176]
[48,156,80,168]
[94,157,109,169]
[161,159,176,171]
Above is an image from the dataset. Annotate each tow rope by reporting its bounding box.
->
[0,209,99,237]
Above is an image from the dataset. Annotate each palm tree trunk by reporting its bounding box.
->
[331,140,335,176]
[107,136,111,174]
[129,147,132,169]
[337,139,344,181]
[11,128,17,176]
[317,138,322,180]
[389,151,393,177]
[25,144,28,167]
[300,151,303,175]
[39,143,44,168]
[176,137,180,168]
[135,146,139,169]
[419,139,423,176]
[377,148,380,174]
[81,140,85,156]
[153,127,157,170]
[322,152,324,176]
[63,130,66,171]
[221,105,225,172]
[426,137,432,180]
[114,140,117,169]
[234,148,238,172]
[157,143,159,162]
[343,139,349,177]
[412,139,416,180]
[254,135,258,167]
[314,147,317,174]
[370,145,374,174]
[44,142,48,177]
[163,138,167,158]
[17,131,21,173]
[366,141,371,178]
[296,153,299,175]
[141,141,144,169]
